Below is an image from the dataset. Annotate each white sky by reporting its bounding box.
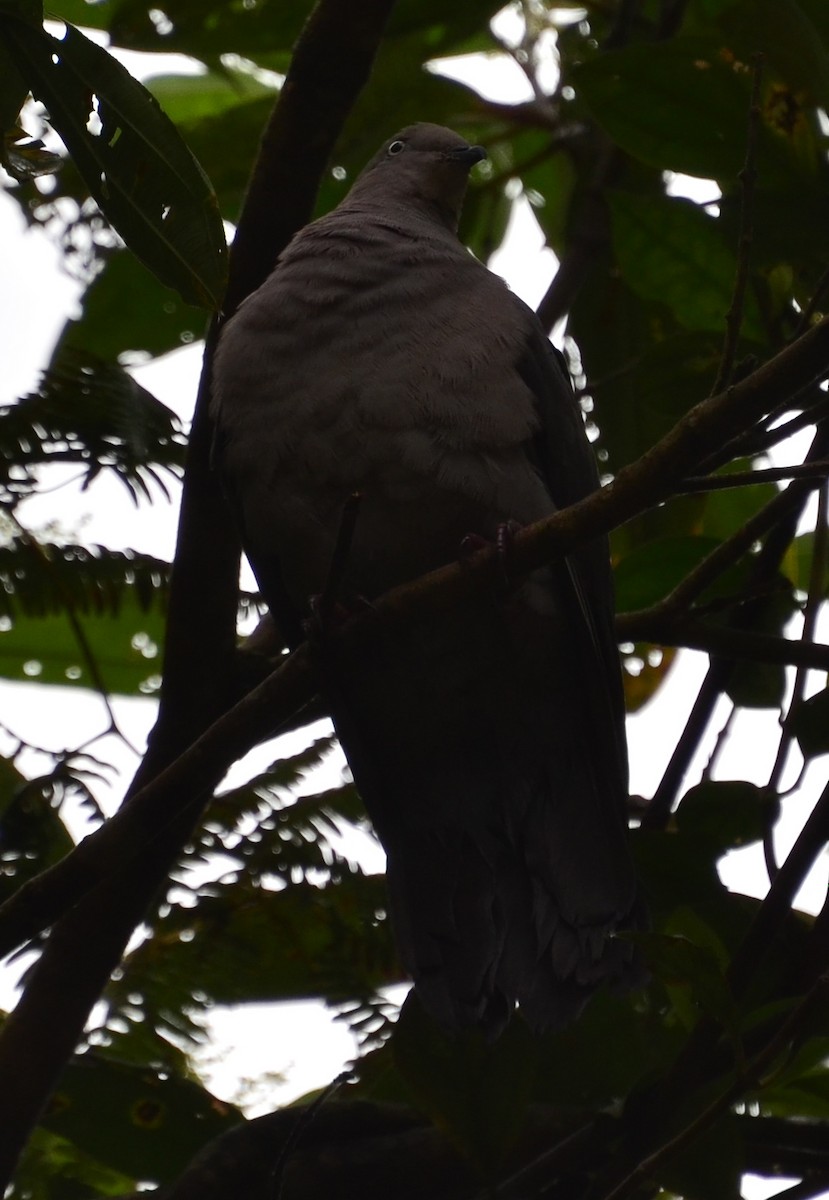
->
[0,13,826,1195]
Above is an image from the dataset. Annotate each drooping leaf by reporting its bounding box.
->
[576,38,805,185]
[108,873,400,1040]
[58,249,208,361]
[676,780,769,853]
[0,601,166,695]
[0,539,169,620]
[0,17,227,306]
[790,688,829,758]
[0,754,75,906]
[1,349,185,505]
[100,0,505,65]
[0,542,169,694]
[43,1050,243,1183]
[532,988,682,1110]
[608,192,765,341]
[393,992,536,1175]
[703,0,829,111]
[11,1125,138,1200]
[657,1110,743,1200]
[615,536,722,612]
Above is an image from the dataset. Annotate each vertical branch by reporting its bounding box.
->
[762,481,829,877]
[643,427,828,829]
[0,0,397,1187]
[710,53,764,396]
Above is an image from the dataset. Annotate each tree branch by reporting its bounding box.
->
[710,53,763,396]
[0,0,397,1187]
[616,616,829,671]
[2,317,828,965]
[643,420,829,829]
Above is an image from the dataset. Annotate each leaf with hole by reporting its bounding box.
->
[0,17,226,307]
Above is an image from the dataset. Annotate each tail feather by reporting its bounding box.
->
[325,584,641,1035]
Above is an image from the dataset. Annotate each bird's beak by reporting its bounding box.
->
[449,144,487,167]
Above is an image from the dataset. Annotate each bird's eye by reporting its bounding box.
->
[387,140,405,156]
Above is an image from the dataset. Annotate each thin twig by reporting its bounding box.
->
[625,471,824,626]
[678,459,829,493]
[597,975,829,1200]
[701,703,736,782]
[481,1119,596,1200]
[658,774,829,1106]
[762,481,829,876]
[616,616,829,671]
[793,262,829,339]
[3,318,829,962]
[0,1,399,1188]
[696,384,829,477]
[643,422,829,829]
[710,54,764,396]
[270,1069,355,1199]
[775,1179,829,1200]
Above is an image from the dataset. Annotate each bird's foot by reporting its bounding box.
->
[303,590,374,646]
[460,521,521,592]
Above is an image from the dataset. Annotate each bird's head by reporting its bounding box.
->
[347,123,487,232]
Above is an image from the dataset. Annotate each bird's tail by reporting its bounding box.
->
[325,580,641,1037]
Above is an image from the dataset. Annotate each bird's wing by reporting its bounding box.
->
[517,323,630,795]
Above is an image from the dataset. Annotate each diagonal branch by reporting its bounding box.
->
[0,0,398,1188]
[2,315,828,966]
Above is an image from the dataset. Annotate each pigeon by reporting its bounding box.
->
[211,123,640,1035]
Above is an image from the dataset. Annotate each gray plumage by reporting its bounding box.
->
[211,123,640,1035]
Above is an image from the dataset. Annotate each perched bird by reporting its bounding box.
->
[211,123,639,1035]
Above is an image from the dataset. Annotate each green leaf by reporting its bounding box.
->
[515,133,577,253]
[608,192,764,340]
[615,535,722,612]
[790,688,829,758]
[0,48,27,131]
[112,874,400,1026]
[0,540,169,620]
[576,38,801,184]
[532,989,682,1109]
[0,542,169,696]
[799,0,829,44]
[0,755,75,906]
[43,1051,243,1182]
[783,531,829,595]
[393,992,536,1174]
[657,1111,743,1200]
[101,0,504,65]
[0,4,37,134]
[144,66,276,125]
[759,1038,829,1119]
[0,603,165,695]
[715,0,829,110]
[170,91,276,224]
[58,250,207,361]
[2,348,185,504]
[631,929,738,1032]
[724,581,795,709]
[13,1125,137,1199]
[0,18,227,307]
[700,458,782,543]
[676,780,769,853]
[593,330,721,475]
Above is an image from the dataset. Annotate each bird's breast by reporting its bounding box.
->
[213,223,553,606]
